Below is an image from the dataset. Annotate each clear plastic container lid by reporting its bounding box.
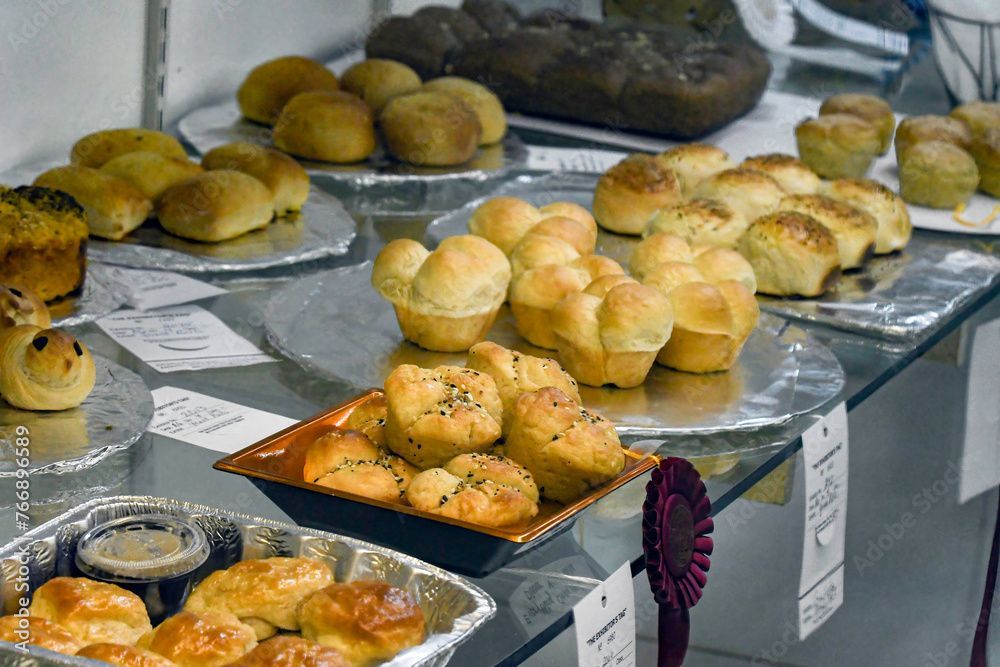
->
[75,514,209,582]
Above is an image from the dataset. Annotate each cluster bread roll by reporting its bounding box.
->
[340,58,421,112]
[34,165,152,240]
[692,168,784,224]
[237,55,340,125]
[654,144,735,197]
[379,91,482,166]
[302,428,418,503]
[737,211,841,297]
[422,76,507,145]
[137,611,257,667]
[0,616,82,655]
[630,232,755,292]
[971,128,1000,197]
[273,91,376,164]
[155,170,274,242]
[29,577,152,646]
[894,115,973,163]
[467,196,543,254]
[819,93,895,154]
[70,128,186,168]
[795,114,881,178]
[820,178,912,254]
[201,142,310,216]
[898,141,979,209]
[0,325,96,410]
[225,635,348,667]
[343,393,387,446]
[950,101,1000,139]
[777,194,877,269]
[740,153,820,194]
[644,199,748,250]
[593,153,682,235]
[76,643,177,666]
[0,285,50,330]
[99,151,204,201]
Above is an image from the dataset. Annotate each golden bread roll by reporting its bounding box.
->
[819,93,895,154]
[894,115,973,163]
[445,452,540,502]
[237,55,340,125]
[0,325,95,410]
[422,76,507,145]
[524,215,596,255]
[137,612,256,667]
[550,281,673,388]
[76,643,177,666]
[777,194,877,270]
[736,211,841,297]
[583,274,638,298]
[298,582,426,665]
[156,170,274,243]
[70,128,187,168]
[225,635,348,667]
[641,261,705,296]
[898,141,980,209]
[692,247,757,292]
[629,232,694,282]
[593,154,682,235]
[273,91,376,164]
[644,199,747,250]
[740,153,820,194]
[340,58,421,113]
[100,151,203,202]
[538,202,597,237]
[970,128,1000,197]
[820,178,912,254]
[29,577,151,646]
[795,114,880,179]
[380,91,482,166]
[692,168,785,224]
[384,364,503,468]
[0,615,82,655]
[184,557,333,641]
[372,236,510,352]
[0,285,51,330]
[509,233,580,279]
[303,428,418,503]
[466,341,580,435]
[201,142,309,216]
[949,101,1000,139]
[343,393,387,446]
[34,165,152,240]
[506,387,625,503]
[654,143,735,197]
[467,196,541,254]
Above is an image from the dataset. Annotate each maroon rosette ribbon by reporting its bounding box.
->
[643,457,713,667]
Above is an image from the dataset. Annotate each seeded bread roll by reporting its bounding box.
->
[898,141,979,209]
[340,58,421,112]
[820,178,912,254]
[138,612,256,667]
[740,153,820,195]
[0,616,82,655]
[692,168,785,225]
[71,128,187,168]
[654,143,735,197]
[593,154,682,235]
[422,76,507,145]
[795,114,880,179]
[737,211,841,297]
[76,643,177,666]
[30,577,152,646]
[201,142,309,216]
[156,170,274,243]
[34,165,152,240]
[644,199,747,250]
[949,101,1000,140]
[777,194,877,269]
[0,284,50,330]
[820,93,895,154]
[237,55,340,125]
[894,115,973,163]
[100,151,204,201]
[380,91,482,166]
[343,393,387,446]
[0,325,96,410]
[303,428,417,503]
[225,636,348,667]
[273,90,376,164]
[970,128,1000,197]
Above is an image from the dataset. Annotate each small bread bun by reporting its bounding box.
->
[644,199,747,250]
[273,90,376,164]
[692,168,784,225]
[509,233,580,278]
[740,153,820,194]
[34,165,152,240]
[303,428,417,503]
[138,612,257,667]
[584,274,638,298]
[380,91,482,166]
[820,93,895,154]
[737,211,841,297]
[970,128,1000,197]
[0,325,96,410]
[795,114,881,179]
[593,154,682,235]
[629,232,693,282]
[30,577,151,646]
[0,284,51,330]
[100,151,204,201]
[340,58,421,112]
[692,247,757,292]
[71,128,187,168]
[76,643,177,666]
[467,196,541,254]
[642,261,705,296]
[201,142,309,216]
[777,194,877,269]
[898,141,979,209]
[422,76,507,145]
[894,115,973,163]
[525,215,596,255]
[343,393,387,446]
[820,178,912,254]
[224,636,348,667]
[949,101,1000,140]
[0,616,81,655]
[654,143,735,197]
[538,202,597,237]
[156,170,274,242]
[237,55,340,125]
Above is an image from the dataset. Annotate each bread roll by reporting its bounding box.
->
[692,168,784,224]
[538,201,596,237]
[898,141,979,209]
[76,643,177,666]
[819,93,895,154]
[99,151,203,202]
[642,261,705,296]
[343,394,387,446]
[34,165,152,240]
[29,577,152,646]
[273,90,376,164]
[156,170,274,242]
[237,55,340,125]
[820,178,912,254]
[795,114,880,179]
[137,612,256,667]
[737,211,841,297]
[970,128,1000,197]
[380,91,482,166]
[71,128,186,168]
[0,325,95,410]
[740,153,820,194]
[467,196,541,254]
[508,233,580,278]
[777,194,877,269]
[654,143,735,197]
[644,199,747,250]
[628,232,694,282]
[340,58,421,112]
[0,615,81,655]
[224,636,348,667]
[593,154,682,235]
[201,142,309,216]
[0,284,50,330]
[422,76,507,144]
[692,246,757,292]
[525,215,596,255]
[949,101,1000,140]
[303,428,417,503]
[894,115,973,163]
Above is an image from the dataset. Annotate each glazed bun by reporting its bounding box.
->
[467,196,542,254]
[593,154,682,235]
[76,643,177,666]
[100,151,204,201]
[0,285,50,330]
[422,76,507,145]
[237,55,340,125]
[0,325,95,410]
[820,93,895,154]
[70,128,186,168]
[303,428,417,503]
[795,114,880,179]
[777,194,877,269]
[820,178,911,254]
[740,153,820,194]
[380,91,482,166]
[273,90,376,164]
[654,143,735,197]
[156,170,274,242]
[138,612,256,667]
[29,577,152,646]
[340,58,421,112]
[201,142,309,216]
[34,165,152,240]
[898,141,979,209]
[949,101,1000,140]
[737,211,841,297]
[0,615,81,655]
[644,199,747,250]
[692,168,785,225]
[225,636,348,667]
[894,115,973,163]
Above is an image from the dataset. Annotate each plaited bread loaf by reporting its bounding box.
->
[76,643,177,666]
[0,325,95,410]
[137,612,256,667]
[777,194,877,269]
[29,577,152,646]
[201,142,310,216]
[302,428,418,503]
[34,165,152,241]
[736,211,841,297]
[0,615,82,655]
[100,151,204,202]
[820,178,911,254]
[644,199,748,250]
[654,143,734,197]
[70,128,187,168]
[740,153,820,195]
[0,285,50,330]
[224,635,348,667]
[691,168,784,224]
[237,55,340,125]
[593,154,682,235]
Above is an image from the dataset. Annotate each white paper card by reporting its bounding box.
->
[798,564,844,641]
[959,318,1000,504]
[573,561,636,667]
[97,305,274,373]
[100,266,226,311]
[526,146,628,173]
[148,386,296,453]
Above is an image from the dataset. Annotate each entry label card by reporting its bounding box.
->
[573,561,636,667]
[100,266,227,311]
[526,146,628,173]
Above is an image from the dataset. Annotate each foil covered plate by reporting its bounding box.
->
[0,356,152,476]
[0,495,495,667]
[47,265,127,327]
[264,262,845,439]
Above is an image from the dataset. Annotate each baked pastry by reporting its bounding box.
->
[237,55,340,125]
[894,115,973,163]
[523,215,596,255]
[641,261,705,297]
[692,247,757,293]
[736,211,841,297]
[70,128,187,168]
[628,232,692,282]
[467,196,542,254]
[949,101,1000,139]
[0,615,82,655]
[100,152,204,201]
[76,643,177,666]
[302,428,418,503]
[298,582,426,665]
[383,363,502,468]
[380,91,482,166]
[970,128,1000,197]
[508,233,580,279]
[644,199,747,250]
[201,142,309,216]
[550,280,673,388]
[819,93,895,154]
[692,168,785,224]
[654,144,734,197]
[34,165,152,240]
[225,636,348,667]
[820,178,912,254]
[592,154,682,235]
[506,387,624,503]
[740,153,820,194]
[343,394,387,446]
[422,76,507,145]
[372,236,510,352]
[340,58,421,113]
[138,612,256,667]
[156,170,274,242]
[406,453,540,526]
[0,186,88,301]
[29,577,152,646]
[898,141,979,209]
[0,285,50,330]
[184,557,333,640]
[777,194,877,269]
[0,325,96,410]
[795,114,881,179]
[273,91,376,164]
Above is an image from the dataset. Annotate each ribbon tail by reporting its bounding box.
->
[658,605,690,667]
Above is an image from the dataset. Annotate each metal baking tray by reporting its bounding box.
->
[0,495,495,667]
[215,390,658,577]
